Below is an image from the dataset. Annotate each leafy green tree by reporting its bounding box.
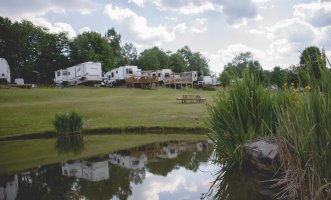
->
[121,42,138,65]
[219,52,263,87]
[105,28,123,67]
[70,31,112,71]
[138,46,169,70]
[299,46,325,80]
[177,46,210,75]
[270,66,286,87]
[168,53,185,72]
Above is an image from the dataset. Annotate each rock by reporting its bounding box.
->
[243,137,279,173]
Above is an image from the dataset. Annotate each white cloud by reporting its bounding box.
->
[190,18,208,33]
[267,18,316,43]
[248,29,265,35]
[294,2,331,27]
[104,4,185,46]
[173,23,188,33]
[32,17,76,38]
[79,26,91,34]
[204,43,266,73]
[0,0,98,21]
[129,0,145,7]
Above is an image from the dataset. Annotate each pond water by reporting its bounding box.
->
[0,140,273,200]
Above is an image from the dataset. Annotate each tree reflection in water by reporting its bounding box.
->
[1,140,215,200]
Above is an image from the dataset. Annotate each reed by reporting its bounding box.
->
[274,62,331,199]
[208,70,282,167]
[53,111,84,154]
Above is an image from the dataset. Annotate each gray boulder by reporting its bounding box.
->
[243,137,279,173]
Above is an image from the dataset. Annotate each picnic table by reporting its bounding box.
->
[176,94,206,103]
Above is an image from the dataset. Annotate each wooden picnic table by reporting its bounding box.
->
[176,94,206,103]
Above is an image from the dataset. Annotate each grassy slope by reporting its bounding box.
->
[0,87,217,137]
[0,134,207,174]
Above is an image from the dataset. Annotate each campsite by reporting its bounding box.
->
[1,1,331,198]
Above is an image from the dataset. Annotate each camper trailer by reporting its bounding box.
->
[103,65,141,86]
[54,62,102,86]
[151,69,173,85]
[54,69,68,85]
[0,58,11,84]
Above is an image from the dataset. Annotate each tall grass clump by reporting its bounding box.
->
[275,59,331,199]
[53,111,84,154]
[208,70,283,168]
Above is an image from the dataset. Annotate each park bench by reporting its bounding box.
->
[176,94,206,103]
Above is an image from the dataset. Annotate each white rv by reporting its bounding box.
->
[103,65,141,86]
[151,69,173,85]
[54,62,102,86]
[0,58,11,84]
[62,160,109,182]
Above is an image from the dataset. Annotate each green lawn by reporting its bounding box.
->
[0,134,207,174]
[0,87,217,137]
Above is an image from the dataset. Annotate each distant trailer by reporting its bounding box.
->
[150,69,173,86]
[0,58,11,84]
[103,65,142,87]
[54,62,102,86]
[164,71,202,89]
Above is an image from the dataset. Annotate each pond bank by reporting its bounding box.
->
[0,126,208,141]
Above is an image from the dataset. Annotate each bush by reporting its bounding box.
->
[275,62,331,200]
[53,111,83,135]
[208,70,283,167]
[53,111,84,154]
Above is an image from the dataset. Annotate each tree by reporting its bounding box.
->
[138,47,169,70]
[269,66,285,87]
[121,42,137,65]
[168,53,185,72]
[219,51,263,87]
[177,46,210,75]
[70,32,112,71]
[105,28,123,67]
[299,46,325,80]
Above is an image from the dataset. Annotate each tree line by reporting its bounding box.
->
[0,16,210,84]
[219,46,328,88]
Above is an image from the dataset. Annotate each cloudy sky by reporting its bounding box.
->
[0,0,330,73]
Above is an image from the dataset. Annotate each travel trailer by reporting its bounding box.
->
[0,58,11,84]
[54,62,102,86]
[151,69,173,85]
[103,65,141,86]
[62,160,109,182]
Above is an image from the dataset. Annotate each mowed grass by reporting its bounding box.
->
[0,87,217,137]
[0,134,207,174]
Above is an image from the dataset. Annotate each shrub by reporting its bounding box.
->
[275,62,331,200]
[53,111,84,154]
[208,70,283,167]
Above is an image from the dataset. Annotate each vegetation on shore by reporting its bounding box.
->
[208,50,331,199]
[0,134,207,174]
[0,87,216,138]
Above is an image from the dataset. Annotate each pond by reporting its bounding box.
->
[0,140,273,200]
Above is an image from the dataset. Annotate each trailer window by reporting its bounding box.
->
[165,73,169,77]
[116,71,118,74]
[126,68,133,74]
[158,73,161,77]
[111,72,114,77]
[63,72,68,75]
[57,72,60,77]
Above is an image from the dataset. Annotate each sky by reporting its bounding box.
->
[0,0,330,74]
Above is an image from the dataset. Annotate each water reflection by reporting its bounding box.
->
[55,134,85,154]
[0,140,272,200]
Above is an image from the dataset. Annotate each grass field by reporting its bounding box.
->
[0,134,207,174]
[0,87,217,137]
